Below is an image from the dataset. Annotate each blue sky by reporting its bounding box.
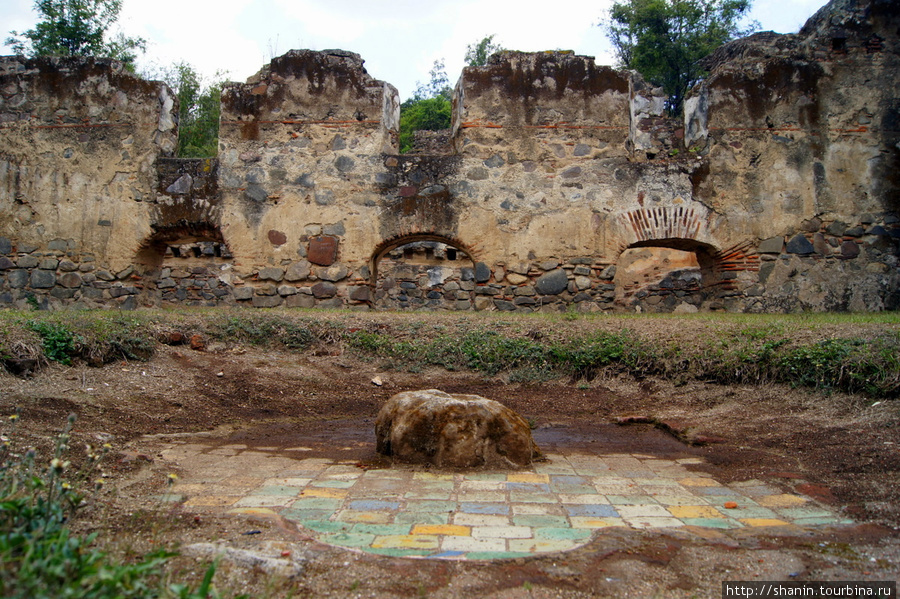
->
[3,0,827,99]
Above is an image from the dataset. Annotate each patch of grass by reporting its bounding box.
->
[0,310,897,398]
[208,314,314,349]
[0,415,236,599]
[26,319,76,365]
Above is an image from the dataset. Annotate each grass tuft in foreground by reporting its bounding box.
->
[0,414,234,599]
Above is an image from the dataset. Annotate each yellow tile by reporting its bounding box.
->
[227,507,277,516]
[336,510,391,524]
[372,535,439,549]
[570,517,627,529]
[756,494,808,508]
[508,539,579,553]
[507,473,550,484]
[667,505,723,519]
[679,477,722,487]
[738,518,791,527]
[411,524,471,536]
[300,487,348,498]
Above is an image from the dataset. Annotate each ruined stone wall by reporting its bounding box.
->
[685,0,900,311]
[0,56,176,309]
[0,0,896,313]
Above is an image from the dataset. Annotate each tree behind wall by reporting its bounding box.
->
[6,0,145,65]
[144,62,223,158]
[605,0,757,115]
[399,59,452,153]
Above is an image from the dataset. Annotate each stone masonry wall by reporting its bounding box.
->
[0,0,897,313]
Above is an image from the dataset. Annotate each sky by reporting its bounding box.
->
[2,0,828,100]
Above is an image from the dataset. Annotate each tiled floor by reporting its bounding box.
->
[160,444,852,560]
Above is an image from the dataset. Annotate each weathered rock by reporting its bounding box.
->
[758,237,784,254]
[786,234,815,255]
[534,269,568,295]
[258,267,285,282]
[375,389,540,468]
[284,261,311,281]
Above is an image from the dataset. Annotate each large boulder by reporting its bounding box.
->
[375,389,540,468]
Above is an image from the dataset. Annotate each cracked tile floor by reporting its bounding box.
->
[159,443,851,560]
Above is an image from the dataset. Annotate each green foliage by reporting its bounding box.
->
[210,315,314,349]
[399,96,451,153]
[6,0,146,65]
[605,0,757,115]
[1,311,898,398]
[167,63,223,158]
[465,34,504,67]
[0,415,233,599]
[549,331,646,380]
[410,59,452,102]
[26,320,75,365]
[399,59,452,153]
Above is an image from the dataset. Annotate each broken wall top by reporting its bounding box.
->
[220,49,399,128]
[0,55,174,151]
[456,51,633,129]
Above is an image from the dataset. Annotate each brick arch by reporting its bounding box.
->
[614,206,715,253]
[369,233,476,284]
[135,223,231,271]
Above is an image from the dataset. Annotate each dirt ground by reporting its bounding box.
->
[1,315,898,598]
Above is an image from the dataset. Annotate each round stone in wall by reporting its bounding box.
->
[375,389,540,469]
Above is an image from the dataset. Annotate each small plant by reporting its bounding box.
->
[25,320,76,365]
[0,414,230,599]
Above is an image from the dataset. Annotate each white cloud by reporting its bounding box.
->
[2,0,827,97]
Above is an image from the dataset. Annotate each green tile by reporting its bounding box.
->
[352,523,413,536]
[720,506,778,519]
[280,508,334,521]
[512,515,570,528]
[607,495,657,505]
[550,484,597,495]
[792,517,853,526]
[290,497,343,510]
[320,532,376,548]
[533,527,593,541]
[301,520,354,533]
[395,512,449,525]
[154,493,184,502]
[404,490,453,500]
[418,481,455,490]
[406,500,457,512]
[256,485,302,496]
[311,479,355,489]
[463,473,508,482]
[509,491,556,503]
[365,548,434,557]
[775,507,835,520]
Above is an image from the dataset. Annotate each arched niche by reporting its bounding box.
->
[370,234,476,311]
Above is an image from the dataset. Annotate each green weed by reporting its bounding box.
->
[0,414,237,599]
[26,320,76,365]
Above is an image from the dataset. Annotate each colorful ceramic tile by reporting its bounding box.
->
[372,535,440,550]
[667,505,724,519]
[471,526,532,539]
[412,524,471,536]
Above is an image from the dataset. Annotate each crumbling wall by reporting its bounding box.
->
[214,49,399,309]
[0,56,175,309]
[0,0,896,313]
[685,0,900,311]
